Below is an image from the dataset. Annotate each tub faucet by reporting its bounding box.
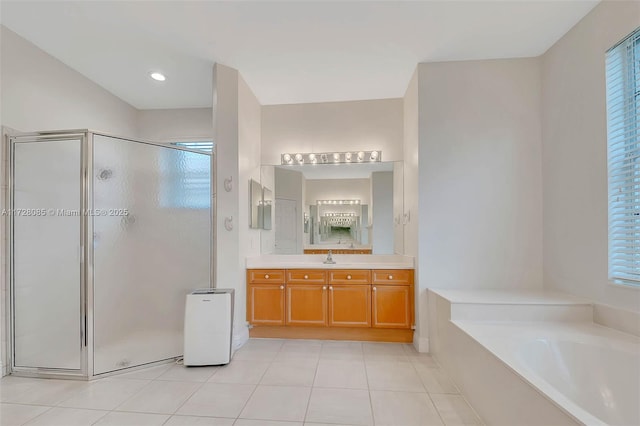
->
[323,250,336,264]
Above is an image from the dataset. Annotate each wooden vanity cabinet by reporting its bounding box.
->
[372,270,414,329]
[327,270,371,327]
[247,267,414,342]
[246,269,285,325]
[285,270,328,326]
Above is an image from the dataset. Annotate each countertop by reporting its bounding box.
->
[246,254,414,269]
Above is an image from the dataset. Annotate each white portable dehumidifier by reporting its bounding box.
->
[183,289,234,366]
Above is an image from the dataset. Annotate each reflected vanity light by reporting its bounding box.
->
[317,199,360,205]
[281,151,381,165]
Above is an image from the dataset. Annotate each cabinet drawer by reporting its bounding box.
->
[329,269,371,285]
[247,269,285,284]
[286,270,327,284]
[372,269,413,285]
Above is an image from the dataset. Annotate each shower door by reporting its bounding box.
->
[92,134,211,375]
[11,136,84,372]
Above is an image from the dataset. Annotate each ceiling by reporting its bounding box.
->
[1,1,599,109]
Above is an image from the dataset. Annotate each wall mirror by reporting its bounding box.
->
[262,187,273,230]
[249,179,262,229]
[260,161,404,255]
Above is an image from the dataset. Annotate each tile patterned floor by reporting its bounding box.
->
[0,340,483,426]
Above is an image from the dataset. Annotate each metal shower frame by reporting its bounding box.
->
[4,129,216,380]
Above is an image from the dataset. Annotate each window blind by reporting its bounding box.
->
[607,28,640,285]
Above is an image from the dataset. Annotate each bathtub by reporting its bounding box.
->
[428,289,640,426]
[519,337,639,426]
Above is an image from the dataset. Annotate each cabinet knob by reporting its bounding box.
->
[373,287,377,291]
[347,275,352,280]
[280,285,284,290]
[388,275,393,280]
[265,274,270,279]
[322,286,327,290]
[329,286,333,290]
[304,275,309,279]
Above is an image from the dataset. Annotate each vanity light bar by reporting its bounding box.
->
[281,150,381,165]
[324,212,357,217]
[317,200,360,205]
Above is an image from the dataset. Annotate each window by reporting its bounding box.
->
[607,28,640,286]
[160,141,213,209]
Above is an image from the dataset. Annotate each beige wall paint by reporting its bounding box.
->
[137,108,212,142]
[0,26,138,136]
[541,0,640,312]
[261,98,404,165]
[417,58,543,291]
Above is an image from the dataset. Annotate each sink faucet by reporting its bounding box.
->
[323,249,336,264]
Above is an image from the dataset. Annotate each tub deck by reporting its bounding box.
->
[428,288,640,426]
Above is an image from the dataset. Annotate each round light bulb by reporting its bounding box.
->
[345,152,352,162]
[333,153,340,162]
[357,151,365,162]
[283,153,292,164]
[295,153,303,164]
[370,151,379,161]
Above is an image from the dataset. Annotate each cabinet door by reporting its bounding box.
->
[286,285,328,326]
[372,285,411,329]
[328,285,371,327]
[248,284,285,325]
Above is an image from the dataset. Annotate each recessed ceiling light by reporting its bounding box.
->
[150,72,166,82]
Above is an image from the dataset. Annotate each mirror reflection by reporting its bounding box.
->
[260,162,404,255]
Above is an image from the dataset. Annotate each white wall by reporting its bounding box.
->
[237,73,263,330]
[213,64,243,348]
[417,58,543,292]
[393,162,404,255]
[261,98,404,164]
[260,166,276,254]
[0,26,138,136]
[403,69,422,350]
[274,167,304,254]
[305,178,371,207]
[371,172,394,254]
[137,108,212,142]
[541,0,640,312]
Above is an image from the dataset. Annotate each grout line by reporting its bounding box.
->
[11,404,54,426]
[426,392,447,426]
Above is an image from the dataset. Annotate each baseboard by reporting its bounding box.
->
[413,334,430,353]
[249,326,414,342]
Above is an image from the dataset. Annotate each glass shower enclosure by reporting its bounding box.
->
[6,130,212,379]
